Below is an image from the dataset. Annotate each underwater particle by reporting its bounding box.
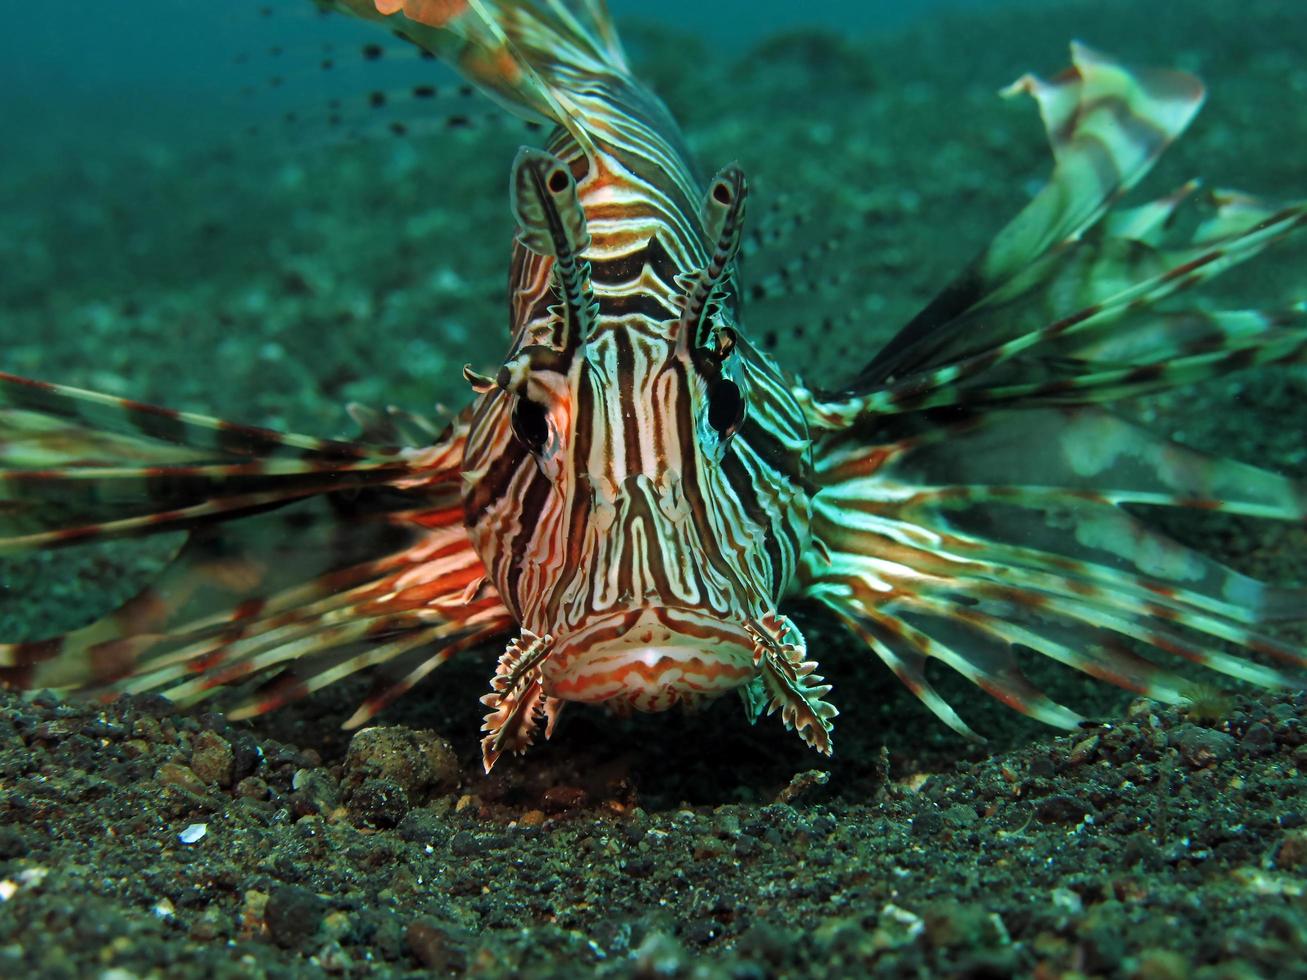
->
[177,823,207,845]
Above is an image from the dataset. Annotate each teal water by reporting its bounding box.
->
[1,1,992,150]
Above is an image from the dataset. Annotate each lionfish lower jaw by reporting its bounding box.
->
[481,612,767,770]
[541,606,759,708]
[745,612,839,756]
[479,609,841,763]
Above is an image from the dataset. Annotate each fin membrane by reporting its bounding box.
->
[803,407,1307,736]
[807,44,1306,424]
[0,376,514,721]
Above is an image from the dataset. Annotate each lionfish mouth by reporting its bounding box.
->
[542,605,758,711]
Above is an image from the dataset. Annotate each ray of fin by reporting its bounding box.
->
[326,0,630,154]
[0,382,514,717]
[0,373,407,549]
[802,44,1306,738]
[804,405,1307,736]
[805,44,1306,427]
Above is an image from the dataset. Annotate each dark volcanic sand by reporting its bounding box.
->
[1,0,1306,976]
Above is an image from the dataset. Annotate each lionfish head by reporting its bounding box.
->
[462,150,827,767]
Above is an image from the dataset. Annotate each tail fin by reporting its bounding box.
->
[0,375,513,721]
[327,0,630,152]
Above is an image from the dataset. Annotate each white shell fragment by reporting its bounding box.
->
[178,823,208,845]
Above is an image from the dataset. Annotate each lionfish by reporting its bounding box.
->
[2,1,1305,772]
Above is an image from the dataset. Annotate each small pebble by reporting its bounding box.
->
[343,727,459,805]
[1034,794,1096,825]
[347,778,410,829]
[264,885,327,951]
[155,763,208,797]
[235,776,271,801]
[1276,830,1307,870]
[1173,726,1236,769]
[190,730,235,788]
[406,919,466,971]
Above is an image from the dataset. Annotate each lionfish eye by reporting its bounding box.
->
[510,394,550,453]
[707,378,744,440]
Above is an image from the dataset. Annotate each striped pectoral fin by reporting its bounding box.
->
[0,372,421,550]
[983,42,1204,283]
[820,407,1307,630]
[801,407,1307,737]
[0,457,414,551]
[847,44,1204,389]
[0,384,516,722]
[805,185,1307,425]
[981,187,1307,358]
[1024,186,1307,365]
[830,49,1306,417]
[0,372,384,461]
[1,491,514,723]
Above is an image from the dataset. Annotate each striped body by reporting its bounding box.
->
[2,4,1306,772]
[460,111,812,716]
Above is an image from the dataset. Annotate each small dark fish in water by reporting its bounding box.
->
[2,1,1305,772]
